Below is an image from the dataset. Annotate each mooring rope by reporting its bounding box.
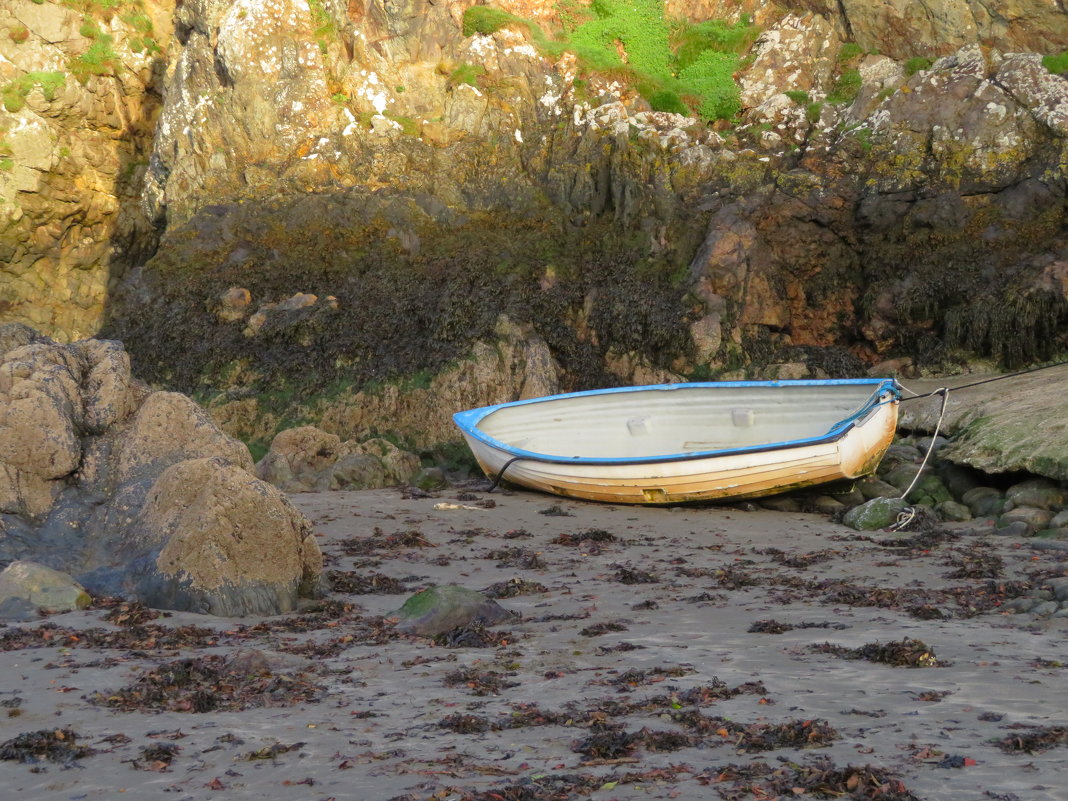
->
[487,455,525,492]
[896,358,1068,403]
[888,387,950,531]
[887,358,1068,529]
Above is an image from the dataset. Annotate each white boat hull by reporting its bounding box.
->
[454,380,900,505]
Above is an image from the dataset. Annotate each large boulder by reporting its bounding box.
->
[121,458,323,617]
[0,332,139,519]
[114,391,254,484]
[843,497,910,531]
[900,369,1068,481]
[0,328,323,617]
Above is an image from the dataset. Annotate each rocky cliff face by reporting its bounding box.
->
[788,0,1068,59]
[3,1,1068,464]
[0,0,174,340]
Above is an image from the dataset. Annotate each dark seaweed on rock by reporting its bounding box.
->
[327,570,410,594]
[612,566,659,584]
[95,655,325,712]
[442,666,519,696]
[811,637,945,667]
[482,578,549,598]
[434,624,514,648]
[995,726,1068,753]
[338,528,434,555]
[579,621,628,637]
[0,728,95,764]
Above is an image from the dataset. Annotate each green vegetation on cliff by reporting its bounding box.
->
[64,0,161,59]
[1,71,66,113]
[1043,50,1068,74]
[904,56,933,76]
[461,0,757,121]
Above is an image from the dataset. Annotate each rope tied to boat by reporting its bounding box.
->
[487,455,525,492]
[889,386,950,531]
[895,358,1068,403]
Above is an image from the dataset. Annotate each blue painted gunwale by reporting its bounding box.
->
[452,378,901,466]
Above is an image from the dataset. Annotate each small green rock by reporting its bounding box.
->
[413,466,447,490]
[843,497,909,531]
[935,500,972,522]
[393,585,514,636]
[0,561,91,614]
[998,506,1054,530]
[906,475,951,505]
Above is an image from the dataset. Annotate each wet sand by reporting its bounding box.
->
[1,485,1067,800]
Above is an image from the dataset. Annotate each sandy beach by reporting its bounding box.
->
[1,484,1067,801]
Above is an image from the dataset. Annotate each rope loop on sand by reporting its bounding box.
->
[887,506,918,532]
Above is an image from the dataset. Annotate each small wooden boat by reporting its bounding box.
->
[452,379,900,504]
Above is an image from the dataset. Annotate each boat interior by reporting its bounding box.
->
[475,383,889,460]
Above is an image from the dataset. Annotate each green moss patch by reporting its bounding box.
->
[1042,50,1068,74]
[1,71,67,113]
[904,56,932,76]
[461,1,758,122]
[827,68,861,105]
